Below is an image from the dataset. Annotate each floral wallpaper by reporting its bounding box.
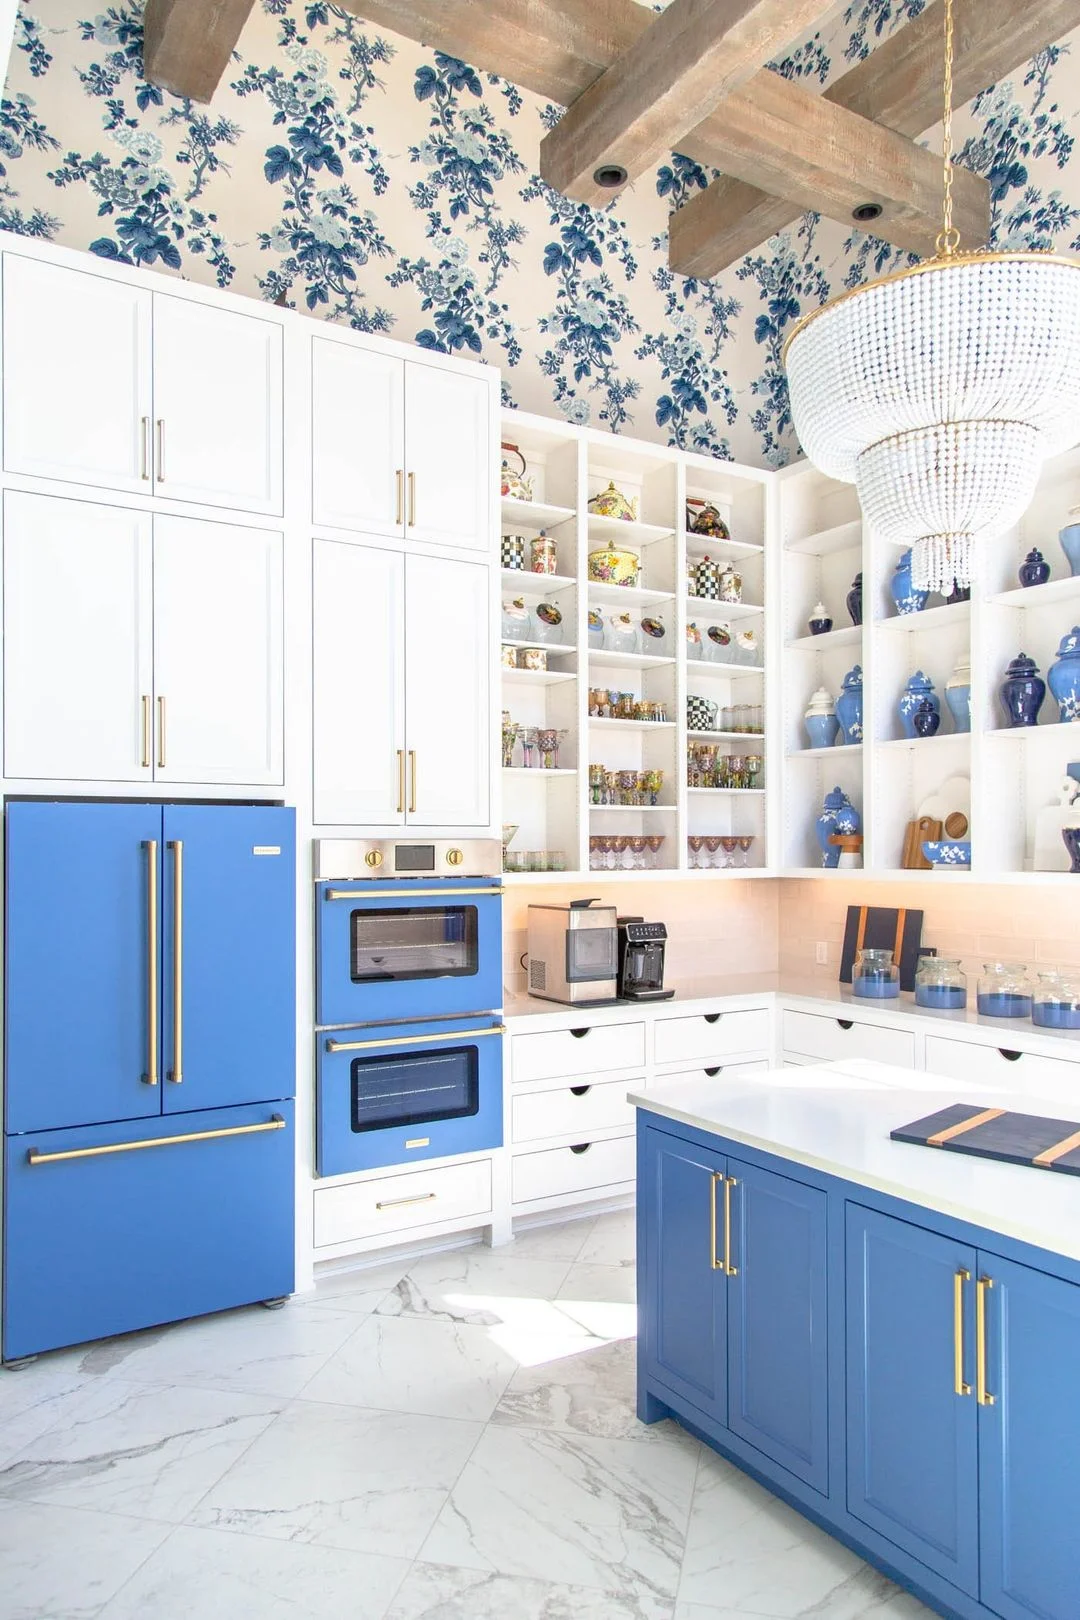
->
[2,0,1079,466]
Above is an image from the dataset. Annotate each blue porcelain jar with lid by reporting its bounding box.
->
[999,652,1046,727]
[1059,506,1080,576]
[1019,548,1051,587]
[913,697,941,737]
[835,664,863,744]
[815,785,859,868]
[846,572,863,627]
[889,550,929,616]
[1047,626,1080,722]
[898,671,939,739]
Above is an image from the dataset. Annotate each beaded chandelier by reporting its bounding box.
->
[782,0,1080,595]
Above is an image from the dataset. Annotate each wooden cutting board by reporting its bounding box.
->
[902,815,940,870]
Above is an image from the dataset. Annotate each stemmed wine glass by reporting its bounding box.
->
[629,836,649,871]
[737,835,756,868]
[520,727,539,769]
[645,834,666,870]
[704,835,723,870]
[719,836,740,868]
[687,834,706,870]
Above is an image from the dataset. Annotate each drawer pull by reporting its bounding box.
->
[570,1085,591,1097]
[837,1019,855,1031]
[376,1191,436,1211]
[704,1013,722,1025]
[998,1049,1023,1062]
[570,1142,592,1155]
[704,1066,722,1077]
[570,1028,591,1039]
[27,1115,286,1165]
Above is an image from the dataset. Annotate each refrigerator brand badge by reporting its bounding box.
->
[252,846,281,856]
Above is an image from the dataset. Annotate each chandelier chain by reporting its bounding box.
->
[937,0,960,256]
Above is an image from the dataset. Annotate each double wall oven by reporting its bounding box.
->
[315,839,503,1175]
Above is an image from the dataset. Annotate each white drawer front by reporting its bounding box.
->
[314,1159,492,1248]
[512,1075,641,1145]
[655,1060,769,1086]
[925,1035,1080,1105]
[782,1009,916,1068]
[654,1008,771,1067]
[512,1135,636,1205]
[512,1020,646,1084]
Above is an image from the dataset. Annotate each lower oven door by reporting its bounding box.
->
[316,1015,504,1176]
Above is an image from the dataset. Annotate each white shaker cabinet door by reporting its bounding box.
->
[3,492,153,781]
[313,538,405,826]
[311,337,405,536]
[404,362,491,552]
[3,255,153,493]
[151,295,283,515]
[404,555,491,829]
[152,516,283,785]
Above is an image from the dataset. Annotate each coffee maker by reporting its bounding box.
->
[617,916,674,1001]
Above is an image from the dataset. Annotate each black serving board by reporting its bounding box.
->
[892,1103,1080,1177]
[840,906,924,991]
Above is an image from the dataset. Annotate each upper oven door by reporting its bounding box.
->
[316,878,503,1025]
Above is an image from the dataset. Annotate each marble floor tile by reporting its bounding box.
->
[491,1336,671,1443]
[377,1250,574,1327]
[553,1263,638,1339]
[0,1377,282,1525]
[190,1399,482,1560]
[307,1259,413,1316]
[386,1560,675,1619]
[97,1523,411,1620]
[499,1216,598,1262]
[0,1365,100,1468]
[420,1421,698,1600]
[97,1302,362,1400]
[577,1210,637,1268]
[0,1498,169,1620]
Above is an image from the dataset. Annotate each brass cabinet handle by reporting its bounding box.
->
[976,1276,996,1406]
[167,839,183,1083]
[157,696,167,768]
[156,418,165,482]
[324,886,502,901]
[954,1268,972,1396]
[710,1171,723,1271]
[28,1115,286,1166]
[407,471,416,526]
[724,1176,739,1276]
[408,749,417,814]
[143,840,159,1086]
[140,416,151,481]
[140,695,151,769]
[395,469,404,525]
[396,749,405,815]
[376,1191,436,1211]
[327,1025,504,1055]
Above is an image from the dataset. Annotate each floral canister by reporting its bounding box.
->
[890,549,929,616]
[1059,505,1080,576]
[999,652,1046,727]
[501,597,533,642]
[501,645,518,669]
[686,498,730,539]
[530,532,558,575]
[835,665,863,744]
[1048,626,1080,721]
[693,555,722,600]
[1019,548,1051,587]
[501,534,526,570]
[847,572,863,626]
[587,608,604,650]
[533,601,564,644]
[719,561,742,604]
[705,622,732,663]
[604,612,638,655]
[587,545,641,587]
[588,481,638,522]
[686,622,704,660]
[520,648,548,672]
[945,655,972,733]
[804,687,839,749]
[816,785,859,868]
[808,601,832,635]
[898,671,939,739]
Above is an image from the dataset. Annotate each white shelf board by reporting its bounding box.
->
[588,803,677,813]
[502,639,576,656]
[878,732,971,750]
[687,660,764,679]
[587,513,674,548]
[990,575,1080,609]
[501,497,576,530]
[502,667,577,689]
[876,599,971,632]
[786,743,863,758]
[785,519,862,557]
[786,625,862,652]
[503,867,772,884]
[986,723,1078,740]
[587,580,676,607]
[686,595,764,621]
[501,568,576,594]
[686,787,766,796]
[589,648,677,669]
[589,717,677,731]
[688,729,766,743]
[686,536,764,560]
[502,767,578,778]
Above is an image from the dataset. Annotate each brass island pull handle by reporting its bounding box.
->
[724,1176,739,1276]
[976,1276,996,1406]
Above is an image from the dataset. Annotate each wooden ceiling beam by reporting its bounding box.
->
[537,0,844,207]
[670,0,1080,277]
[142,0,256,104]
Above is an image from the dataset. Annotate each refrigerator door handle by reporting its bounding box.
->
[167,839,183,1084]
[143,840,159,1086]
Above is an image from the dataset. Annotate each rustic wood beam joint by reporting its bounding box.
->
[142,0,256,104]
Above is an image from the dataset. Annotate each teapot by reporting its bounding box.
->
[588,480,639,523]
[686,498,730,540]
[501,442,534,503]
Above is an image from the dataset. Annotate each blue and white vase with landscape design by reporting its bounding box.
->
[1048,627,1080,722]
[835,665,863,744]
[999,653,1046,727]
[890,550,929,616]
[945,654,972,733]
[816,785,857,869]
[898,671,939,739]
[1060,508,1080,577]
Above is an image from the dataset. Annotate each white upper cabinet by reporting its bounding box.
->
[151,296,283,515]
[3,256,153,494]
[404,362,490,553]
[404,554,491,828]
[311,338,405,537]
[4,491,153,781]
[313,538,405,826]
[152,516,284,785]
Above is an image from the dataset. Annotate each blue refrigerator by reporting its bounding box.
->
[3,801,296,1362]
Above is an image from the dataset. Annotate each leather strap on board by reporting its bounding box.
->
[854,908,906,968]
[855,907,868,954]
[927,1107,1006,1147]
[1033,1127,1080,1167]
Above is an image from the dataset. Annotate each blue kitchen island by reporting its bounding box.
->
[633,1059,1080,1620]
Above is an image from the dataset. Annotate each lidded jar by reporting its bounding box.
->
[604,611,638,654]
[686,622,704,660]
[976,961,1033,1019]
[853,947,900,1000]
[915,957,967,1011]
[1033,970,1080,1030]
[501,596,532,642]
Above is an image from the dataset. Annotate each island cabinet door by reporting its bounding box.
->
[977,1254,1080,1620]
[726,1159,829,1494]
[845,1205,980,1596]
[640,1124,728,1424]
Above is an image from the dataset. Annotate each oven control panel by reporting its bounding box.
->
[314,838,501,880]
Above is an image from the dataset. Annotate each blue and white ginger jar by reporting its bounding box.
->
[1059,507,1080,578]
[945,655,971,733]
[1048,627,1080,723]
[835,665,863,744]
[890,550,929,616]
[898,671,939,739]
[815,785,859,869]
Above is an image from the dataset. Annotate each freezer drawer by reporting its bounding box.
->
[3,1101,295,1361]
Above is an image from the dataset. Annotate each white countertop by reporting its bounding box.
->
[630,1059,1080,1264]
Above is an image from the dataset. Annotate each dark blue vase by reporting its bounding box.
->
[846,573,863,627]
[1063,827,1080,872]
[913,698,941,738]
[890,550,929,616]
[1019,548,1051,588]
[999,653,1046,728]
[1048,627,1080,723]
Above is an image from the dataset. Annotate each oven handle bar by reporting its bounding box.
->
[326,1025,505,1055]
[323,886,503,901]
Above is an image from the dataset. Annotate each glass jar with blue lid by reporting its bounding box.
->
[977,961,1033,1019]
[1032,970,1080,1030]
[915,956,967,1010]
[853,947,900,999]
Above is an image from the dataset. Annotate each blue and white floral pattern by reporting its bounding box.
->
[3,0,1080,465]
